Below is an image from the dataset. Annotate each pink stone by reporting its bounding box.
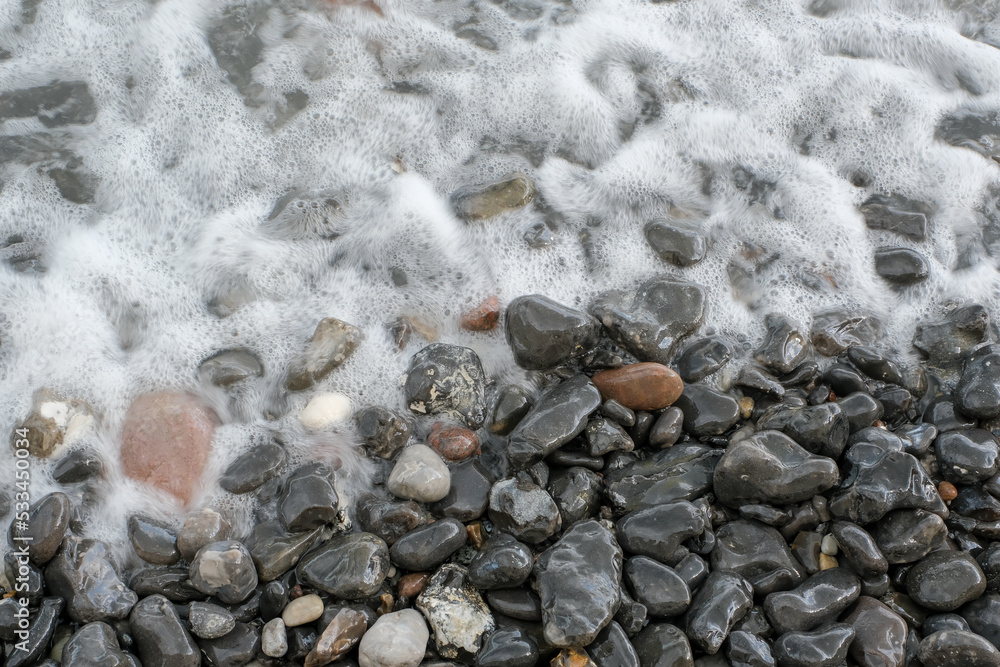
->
[121,392,217,506]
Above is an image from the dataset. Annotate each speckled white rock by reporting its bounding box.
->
[386,444,451,502]
[358,609,429,667]
[415,564,495,660]
[281,593,324,627]
[300,392,352,430]
[262,618,288,658]
[188,601,236,639]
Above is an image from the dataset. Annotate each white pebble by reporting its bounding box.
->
[261,618,288,658]
[300,392,352,430]
[821,534,839,556]
[282,593,324,627]
[358,609,429,667]
[386,444,451,502]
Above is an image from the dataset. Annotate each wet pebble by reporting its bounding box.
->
[907,550,987,611]
[649,407,684,448]
[711,520,806,595]
[754,313,809,375]
[488,477,562,544]
[917,630,1000,667]
[632,623,694,667]
[197,621,260,666]
[476,626,538,667]
[685,570,753,655]
[958,345,1000,419]
[188,541,257,604]
[672,384,741,436]
[285,317,362,391]
[387,444,451,503]
[296,533,389,600]
[873,509,948,564]
[624,555,691,617]
[430,458,492,521]
[404,343,487,428]
[261,618,287,658]
[644,220,706,267]
[605,444,721,512]
[282,593,324,627]
[219,440,286,494]
[278,462,339,531]
[389,517,467,571]
[830,521,888,578]
[726,630,775,667]
[12,492,70,564]
[61,621,132,667]
[504,294,601,370]
[176,508,230,562]
[828,446,945,524]
[130,594,200,667]
[616,500,705,564]
[936,429,1000,484]
[674,336,733,383]
[507,375,602,469]
[306,607,366,666]
[356,406,412,459]
[45,537,137,623]
[467,533,533,590]
[415,564,494,660]
[52,449,102,484]
[188,601,236,639]
[763,567,860,634]
[245,521,323,582]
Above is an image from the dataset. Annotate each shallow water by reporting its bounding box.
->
[1,0,999,546]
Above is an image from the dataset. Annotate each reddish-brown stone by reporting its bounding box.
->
[591,363,684,411]
[120,391,217,506]
[460,296,500,332]
[428,422,481,462]
[397,572,430,599]
[938,481,958,502]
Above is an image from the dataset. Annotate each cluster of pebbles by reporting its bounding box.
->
[7,213,1000,667]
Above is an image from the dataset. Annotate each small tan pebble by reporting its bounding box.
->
[282,593,324,627]
[397,572,430,599]
[378,592,394,615]
[938,481,958,501]
[460,295,500,332]
[467,522,485,550]
[551,647,595,667]
[820,534,839,556]
[300,392,351,430]
[818,553,839,570]
[738,396,754,420]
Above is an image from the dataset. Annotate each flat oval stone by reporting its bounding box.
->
[488,478,561,544]
[52,449,102,484]
[285,317,363,391]
[672,384,740,436]
[624,556,691,618]
[387,444,451,503]
[649,407,684,448]
[282,594,324,627]
[632,623,693,667]
[306,607,366,666]
[357,609,428,667]
[615,501,704,564]
[860,193,931,239]
[907,550,987,611]
[130,567,206,603]
[428,422,480,462]
[198,348,263,387]
[674,337,733,384]
[924,613,971,635]
[127,516,180,566]
[838,392,884,432]
[872,509,947,564]
[468,533,533,590]
[918,630,1000,667]
[714,430,839,507]
[188,541,258,605]
[188,601,236,639]
[534,520,623,648]
[842,596,907,667]
[10,492,70,565]
[874,247,929,285]
[505,294,602,370]
[130,594,200,667]
[389,517,467,571]
[584,417,635,457]
[936,429,1000,484]
[830,521,887,578]
[763,568,861,634]
[773,623,855,667]
[685,570,753,655]
[296,533,389,600]
[644,220,706,267]
[485,587,542,621]
[404,343,487,428]
[506,375,602,470]
[262,618,287,659]
[219,441,286,494]
[591,363,683,412]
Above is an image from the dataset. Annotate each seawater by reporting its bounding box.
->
[1,0,999,549]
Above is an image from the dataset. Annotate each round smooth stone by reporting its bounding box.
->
[282,594,324,627]
[357,609,429,667]
[300,392,352,429]
[387,444,451,503]
[591,363,684,412]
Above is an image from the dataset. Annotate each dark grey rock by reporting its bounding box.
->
[9,492,70,564]
[958,345,1000,420]
[847,346,905,385]
[860,193,932,240]
[296,532,389,599]
[45,537,137,622]
[937,109,1000,162]
[356,406,412,458]
[188,601,236,640]
[506,375,601,469]
[130,594,200,667]
[615,501,705,564]
[874,247,930,284]
[188,541,257,604]
[925,613,970,635]
[925,394,977,431]
[726,630,775,667]
[505,295,602,370]
[404,343,487,428]
[605,444,722,512]
[489,477,561,544]
[219,441,286,494]
[649,407,685,448]
[245,521,322,582]
[590,275,706,364]
[848,426,904,451]
[585,418,634,456]
[896,422,937,456]
[485,587,542,621]
[739,504,791,527]
[872,509,948,564]
[587,621,640,667]
[913,304,989,368]
[711,520,806,595]
[842,596,907,667]
[624,556,691,618]
[918,630,1000,667]
[278,462,338,531]
[713,430,839,507]
[534,520,623,647]
[773,623,855,667]
[198,621,260,667]
[52,449,102,484]
[876,386,913,422]
[644,220,706,267]
[675,553,710,590]
[685,570,753,655]
[810,309,882,356]
[62,621,131,667]
[824,363,869,396]
[548,466,602,525]
[961,592,1000,649]
[952,485,1000,521]
[754,313,809,375]
[756,403,849,458]
[763,568,860,634]
[128,516,180,566]
[490,385,533,436]
[468,534,533,590]
[979,543,1000,592]
[672,384,740,436]
[198,348,263,387]
[130,568,206,603]
[631,623,693,667]
[938,429,1000,484]
[284,317,363,391]
[830,521,888,578]
[674,337,732,383]
[907,550,987,611]
[601,399,636,428]
[4,597,62,667]
[735,365,785,398]
[356,495,428,545]
[431,459,493,521]
[476,627,538,667]
[838,391,884,432]
[390,517,467,571]
[615,589,649,636]
[828,445,946,524]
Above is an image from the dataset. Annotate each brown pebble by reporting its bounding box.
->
[467,523,485,550]
[738,396,754,420]
[289,585,305,600]
[939,481,958,502]
[591,363,684,411]
[428,422,481,462]
[818,553,839,570]
[828,390,838,402]
[461,296,500,332]
[551,647,595,667]
[305,608,367,667]
[397,572,430,599]
[377,593,393,615]
[874,420,885,428]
